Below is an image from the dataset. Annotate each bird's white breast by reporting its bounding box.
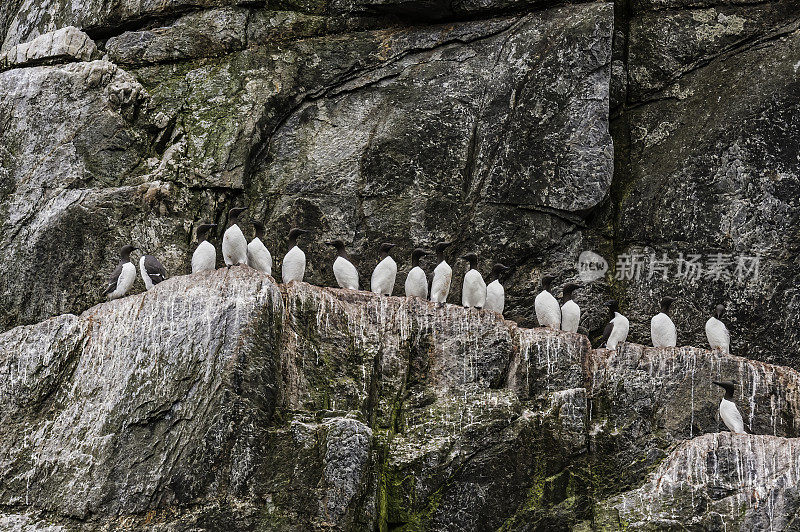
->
[371,256,397,295]
[430,261,452,303]
[139,256,153,290]
[560,300,580,333]
[192,241,217,273]
[705,317,730,354]
[222,224,248,266]
[282,246,306,283]
[535,290,561,329]
[607,312,629,350]
[462,269,487,308]
[405,266,428,299]
[484,279,505,314]
[247,237,273,275]
[109,262,136,300]
[719,397,745,433]
[651,312,677,347]
[333,256,359,290]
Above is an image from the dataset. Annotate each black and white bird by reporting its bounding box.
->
[706,304,730,354]
[599,299,629,350]
[404,248,428,299]
[222,207,248,267]
[247,222,272,275]
[327,240,359,290]
[461,253,486,309]
[282,228,309,283]
[712,381,746,433]
[534,275,560,329]
[139,254,167,291]
[560,283,580,333]
[430,241,453,307]
[103,245,138,300]
[484,263,510,315]
[371,243,397,296]
[192,223,217,273]
[651,296,677,347]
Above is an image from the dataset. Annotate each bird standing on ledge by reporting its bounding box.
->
[371,243,397,296]
[405,248,428,299]
[328,240,359,290]
[282,228,310,283]
[104,245,138,300]
[535,275,560,329]
[192,223,217,273]
[222,207,248,267]
[713,381,746,433]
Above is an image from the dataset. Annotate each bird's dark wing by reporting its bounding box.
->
[103,261,123,295]
[145,255,167,285]
[599,320,613,347]
[427,271,433,294]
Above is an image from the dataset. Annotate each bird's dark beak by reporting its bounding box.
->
[712,381,723,387]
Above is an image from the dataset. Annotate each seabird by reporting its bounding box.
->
[461,253,486,309]
[706,304,730,354]
[139,254,167,290]
[651,296,677,347]
[430,241,453,307]
[712,381,746,433]
[247,222,273,275]
[534,275,560,329]
[560,283,580,333]
[404,248,428,299]
[599,299,629,350]
[371,243,397,296]
[103,245,138,300]
[327,239,359,290]
[282,228,309,283]
[191,223,217,273]
[484,263,510,315]
[222,207,248,267]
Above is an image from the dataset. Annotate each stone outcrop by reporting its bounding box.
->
[1,268,799,529]
[0,26,96,70]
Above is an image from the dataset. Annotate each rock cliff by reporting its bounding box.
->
[1,0,799,528]
[1,269,799,529]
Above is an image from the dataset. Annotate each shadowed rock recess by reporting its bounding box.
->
[1,0,800,528]
[2,269,800,529]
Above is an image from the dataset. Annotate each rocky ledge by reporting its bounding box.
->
[1,267,799,530]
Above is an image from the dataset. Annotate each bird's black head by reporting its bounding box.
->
[326,239,346,251]
[288,227,309,241]
[660,296,676,313]
[461,253,478,269]
[562,283,580,301]
[541,275,555,290]
[411,248,427,266]
[435,241,452,253]
[411,248,427,260]
[197,223,216,241]
[713,380,736,398]
[714,304,725,319]
[605,299,619,313]
[379,243,396,254]
[120,245,138,258]
[491,263,510,278]
[253,222,265,239]
[229,207,247,223]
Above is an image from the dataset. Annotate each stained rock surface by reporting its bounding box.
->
[1,269,799,530]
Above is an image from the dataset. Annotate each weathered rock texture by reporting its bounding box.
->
[1,269,800,529]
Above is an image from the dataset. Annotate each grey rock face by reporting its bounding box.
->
[2,269,799,529]
[0,26,96,70]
